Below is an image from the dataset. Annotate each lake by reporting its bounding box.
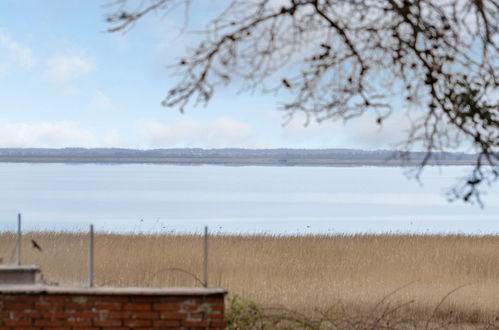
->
[0,163,497,234]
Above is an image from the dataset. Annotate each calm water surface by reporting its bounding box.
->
[0,163,497,234]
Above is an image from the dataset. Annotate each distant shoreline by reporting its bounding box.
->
[0,148,479,166]
[0,156,478,166]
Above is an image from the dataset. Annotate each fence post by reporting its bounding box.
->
[16,213,21,266]
[89,224,94,288]
[203,226,208,288]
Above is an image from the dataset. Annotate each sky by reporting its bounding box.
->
[0,0,410,150]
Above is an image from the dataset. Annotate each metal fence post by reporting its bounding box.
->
[203,226,208,288]
[16,213,21,266]
[89,224,94,287]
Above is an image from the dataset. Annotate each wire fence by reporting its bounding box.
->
[0,213,210,288]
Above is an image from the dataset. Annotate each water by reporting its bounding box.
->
[0,163,497,235]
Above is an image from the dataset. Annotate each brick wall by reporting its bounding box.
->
[0,286,226,329]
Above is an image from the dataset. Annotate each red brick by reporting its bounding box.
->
[211,304,225,311]
[128,296,158,303]
[153,303,180,311]
[2,296,38,302]
[13,310,41,318]
[182,304,199,311]
[44,311,72,319]
[94,296,129,303]
[183,320,209,327]
[42,296,71,302]
[190,312,205,319]
[0,292,226,329]
[159,297,186,303]
[130,311,158,319]
[34,319,64,326]
[103,311,130,319]
[68,302,94,311]
[4,303,33,310]
[94,302,122,311]
[153,320,181,327]
[123,319,152,327]
[4,319,32,326]
[160,311,187,319]
[72,311,99,318]
[93,319,122,327]
[123,303,151,311]
[35,302,63,310]
[65,319,92,326]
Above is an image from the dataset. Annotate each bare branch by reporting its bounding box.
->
[106,0,499,204]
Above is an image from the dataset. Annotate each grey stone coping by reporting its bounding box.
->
[0,285,227,296]
[0,265,40,271]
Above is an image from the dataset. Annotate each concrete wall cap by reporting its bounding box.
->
[0,265,40,271]
[0,285,227,296]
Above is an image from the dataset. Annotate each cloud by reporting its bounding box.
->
[89,91,114,111]
[44,54,94,85]
[0,122,99,148]
[0,31,34,70]
[137,117,252,148]
[135,111,413,150]
[0,62,9,76]
[348,113,412,148]
[102,129,124,147]
[282,112,412,149]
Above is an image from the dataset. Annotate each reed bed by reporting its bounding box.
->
[1,232,499,327]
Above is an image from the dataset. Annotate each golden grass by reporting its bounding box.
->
[1,232,499,325]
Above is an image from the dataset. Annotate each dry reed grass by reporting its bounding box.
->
[1,232,499,327]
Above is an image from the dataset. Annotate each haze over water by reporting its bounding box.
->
[0,163,497,235]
